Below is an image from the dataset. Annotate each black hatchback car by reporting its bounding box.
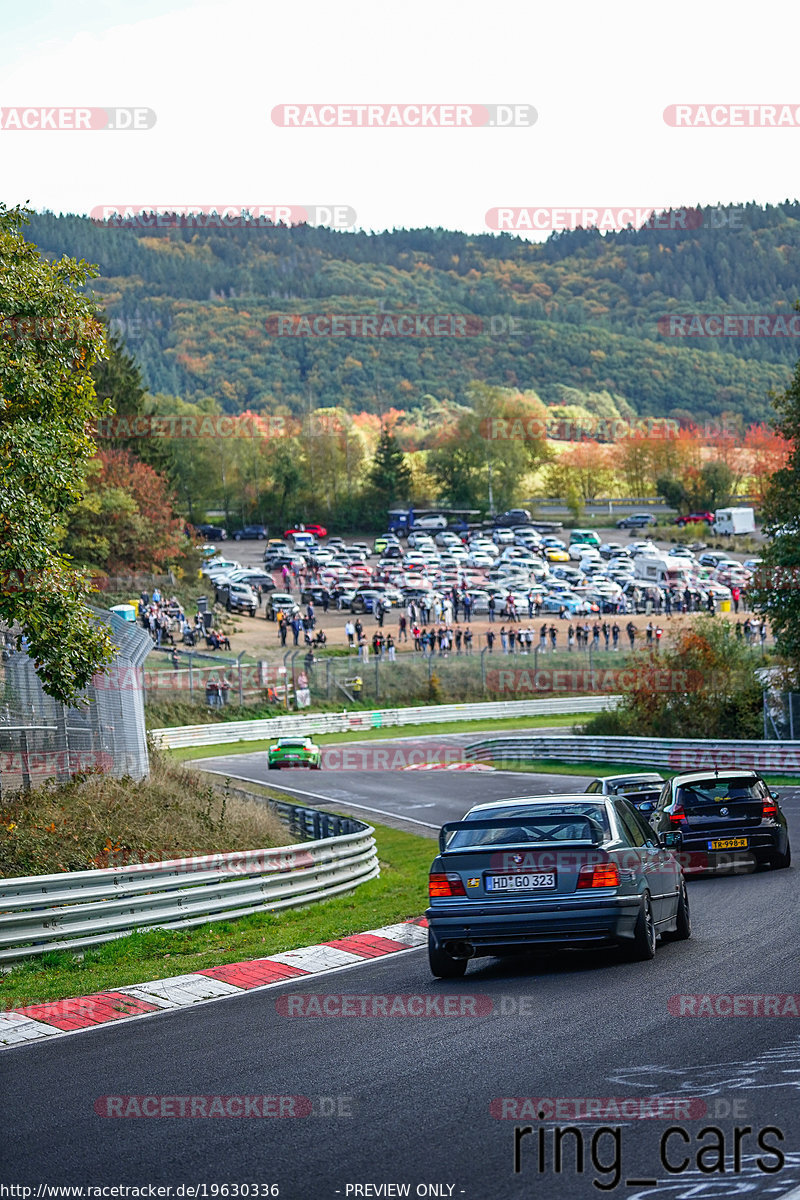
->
[426,794,689,978]
[651,769,791,873]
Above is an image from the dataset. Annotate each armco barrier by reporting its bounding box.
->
[149,696,620,750]
[0,803,378,963]
[463,735,800,775]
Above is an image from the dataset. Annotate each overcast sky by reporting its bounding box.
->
[1,0,798,239]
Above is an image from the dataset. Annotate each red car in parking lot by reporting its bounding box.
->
[674,511,714,527]
[284,524,328,539]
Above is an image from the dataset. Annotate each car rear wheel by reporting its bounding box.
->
[428,933,468,979]
[662,881,691,942]
[626,894,657,960]
[772,844,792,869]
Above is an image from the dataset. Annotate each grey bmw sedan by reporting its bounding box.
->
[426,794,690,978]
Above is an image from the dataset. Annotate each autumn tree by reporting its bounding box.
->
[0,205,114,704]
[62,449,185,573]
[748,351,800,674]
[428,383,550,513]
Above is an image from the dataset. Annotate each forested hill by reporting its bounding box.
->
[23,203,800,424]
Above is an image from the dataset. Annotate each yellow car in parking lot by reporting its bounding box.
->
[544,547,570,562]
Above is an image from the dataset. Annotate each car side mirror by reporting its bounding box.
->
[635,801,655,813]
[663,831,682,848]
[771,791,780,801]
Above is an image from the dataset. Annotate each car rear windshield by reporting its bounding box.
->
[448,804,609,848]
[675,778,762,808]
[611,779,659,794]
[279,741,309,749]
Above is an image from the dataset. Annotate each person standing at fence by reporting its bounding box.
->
[464,626,473,655]
[612,621,620,650]
[500,626,508,654]
[627,621,636,650]
[386,633,396,661]
[463,592,472,622]
[455,628,463,655]
[486,628,495,653]
[488,595,496,623]
[568,624,575,652]
[539,623,547,652]
[399,613,408,642]
[550,625,557,651]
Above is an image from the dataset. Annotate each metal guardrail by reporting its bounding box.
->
[463,735,800,775]
[150,696,621,750]
[0,801,378,963]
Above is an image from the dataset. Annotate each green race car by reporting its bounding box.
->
[267,737,322,770]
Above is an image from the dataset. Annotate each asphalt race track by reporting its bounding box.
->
[188,728,590,832]
[3,742,800,1200]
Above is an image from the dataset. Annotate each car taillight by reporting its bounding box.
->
[762,800,778,817]
[429,872,466,898]
[668,806,686,825]
[577,863,620,889]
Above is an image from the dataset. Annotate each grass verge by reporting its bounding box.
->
[0,818,433,1008]
[165,713,587,762]
[0,752,289,877]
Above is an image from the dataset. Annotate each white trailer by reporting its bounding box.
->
[713,507,756,535]
[634,553,691,587]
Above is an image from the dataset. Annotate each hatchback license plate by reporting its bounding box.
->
[708,837,748,850]
[485,873,556,892]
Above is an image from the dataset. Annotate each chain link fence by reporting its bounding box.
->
[763,692,800,741]
[0,607,152,794]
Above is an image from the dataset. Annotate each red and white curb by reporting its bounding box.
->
[0,919,428,1049]
[403,762,495,771]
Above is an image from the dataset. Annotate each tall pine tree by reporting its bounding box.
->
[368,427,411,503]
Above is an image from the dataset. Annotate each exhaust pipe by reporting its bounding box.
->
[446,940,475,960]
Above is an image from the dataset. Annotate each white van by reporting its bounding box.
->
[713,507,755,536]
[634,553,691,588]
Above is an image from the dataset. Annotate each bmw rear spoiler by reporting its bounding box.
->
[438,817,604,855]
